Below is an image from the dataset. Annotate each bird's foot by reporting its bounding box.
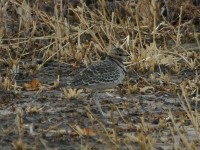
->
[100,111,111,118]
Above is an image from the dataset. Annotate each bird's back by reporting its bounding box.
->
[70,58,126,90]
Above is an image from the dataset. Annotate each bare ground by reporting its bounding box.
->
[0,0,200,149]
[0,59,200,149]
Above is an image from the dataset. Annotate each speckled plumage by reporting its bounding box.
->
[70,47,128,117]
[71,57,125,90]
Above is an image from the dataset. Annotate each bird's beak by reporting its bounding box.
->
[123,51,130,57]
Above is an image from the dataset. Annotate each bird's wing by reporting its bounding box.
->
[70,60,122,87]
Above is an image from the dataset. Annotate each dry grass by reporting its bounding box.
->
[0,0,200,149]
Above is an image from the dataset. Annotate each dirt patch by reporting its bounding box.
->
[0,0,200,149]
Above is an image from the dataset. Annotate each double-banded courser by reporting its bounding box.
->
[70,47,128,117]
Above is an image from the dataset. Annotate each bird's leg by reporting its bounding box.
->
[92,90,110,118]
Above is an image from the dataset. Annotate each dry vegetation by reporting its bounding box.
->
[0,0,200,149]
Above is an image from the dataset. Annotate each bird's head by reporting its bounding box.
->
[108,47,129,62]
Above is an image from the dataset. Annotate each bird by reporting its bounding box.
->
[70,47,129,117]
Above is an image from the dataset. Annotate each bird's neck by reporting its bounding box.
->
[107,55,126,73]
